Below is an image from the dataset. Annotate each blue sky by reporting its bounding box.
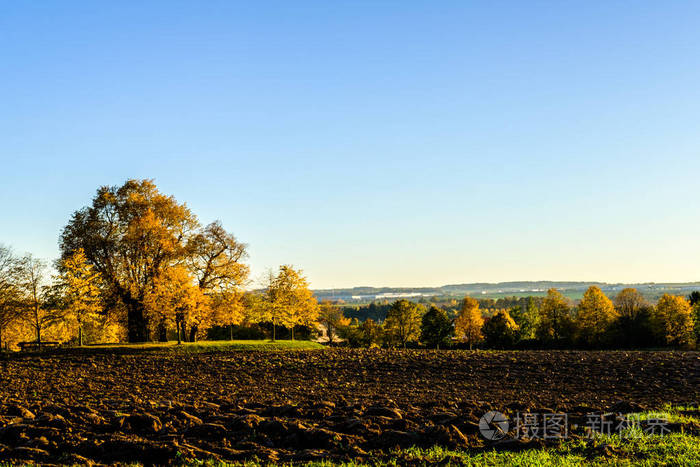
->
[2,1,700,288]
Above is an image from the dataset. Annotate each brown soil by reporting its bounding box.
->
[1,349,699,464]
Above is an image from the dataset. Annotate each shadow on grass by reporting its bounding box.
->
[0,340,324,359]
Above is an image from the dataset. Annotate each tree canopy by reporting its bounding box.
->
[384,299,424,348]
[420,306,453,349]
[59,180,248,342]
[454,297,483,349]
[576,286,619,346]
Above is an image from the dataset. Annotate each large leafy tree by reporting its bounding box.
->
[187,220,248,293]
[454,297,483,349]
[58,248,103,346]
[483,310,519,348]
[265,265,319,341]
[536,288,573,342]
[384,299,424,348]
[654,294,695,348]
[420,305,453,349]
[60,180,199,342]
[186,220,249,339]
[575,286,619,346]
[509,297,539,341]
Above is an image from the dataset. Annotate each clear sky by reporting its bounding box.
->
[2,1,700,289]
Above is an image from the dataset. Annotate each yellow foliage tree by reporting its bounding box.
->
[144,266,210,344]
[188,220,249,340]
[318,301,350,343]
[536,288,573,341]
[59,248,103,346]
[241,291,266,326]
[60,180,200,342]
[265,265,319,341]
[654,294,695,348]
[210,291,245,340]
[575,286,619,346]
[454,297,483,350]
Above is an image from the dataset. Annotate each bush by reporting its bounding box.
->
[340,319,384,348]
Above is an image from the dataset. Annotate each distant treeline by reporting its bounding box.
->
[341,296,541,323]
[336,288,700,350]
[2,179,699,353]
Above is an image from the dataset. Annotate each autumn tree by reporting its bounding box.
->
[60,180,200,342]
[59,248,103,346]
[144,266,209,344]
[420,306,453,349]
[0,245,23,350]
[454,297,483,349]
[241,291,267,326]
[536,288,573,343]
[16,254,58,345]
[483,310,519,348]
[575,286,619,346]
[210,291,245,340]
[615,288,647,318]
[384,299,424,348]
[654,294,695,348]
[509,297,539,341]
[318,301,349,344]
[265,265,319,341]
[187,220,249,339]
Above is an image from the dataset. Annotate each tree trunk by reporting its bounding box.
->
[229,325,233,341]
[125,298,149,343]
[34,305,41,345]
[79,325,83,347]
[272,319,276,342]
[291,326,295,341]
[176,321,182,345]
[158,320,168,342]
[189,325,198,343]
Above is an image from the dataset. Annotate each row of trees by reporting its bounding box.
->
[3,179,699,351]
[334,287,700,349]
[0,180,325,350]
[0,241,324,349]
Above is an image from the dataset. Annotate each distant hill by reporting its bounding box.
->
[313,281,700,303]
